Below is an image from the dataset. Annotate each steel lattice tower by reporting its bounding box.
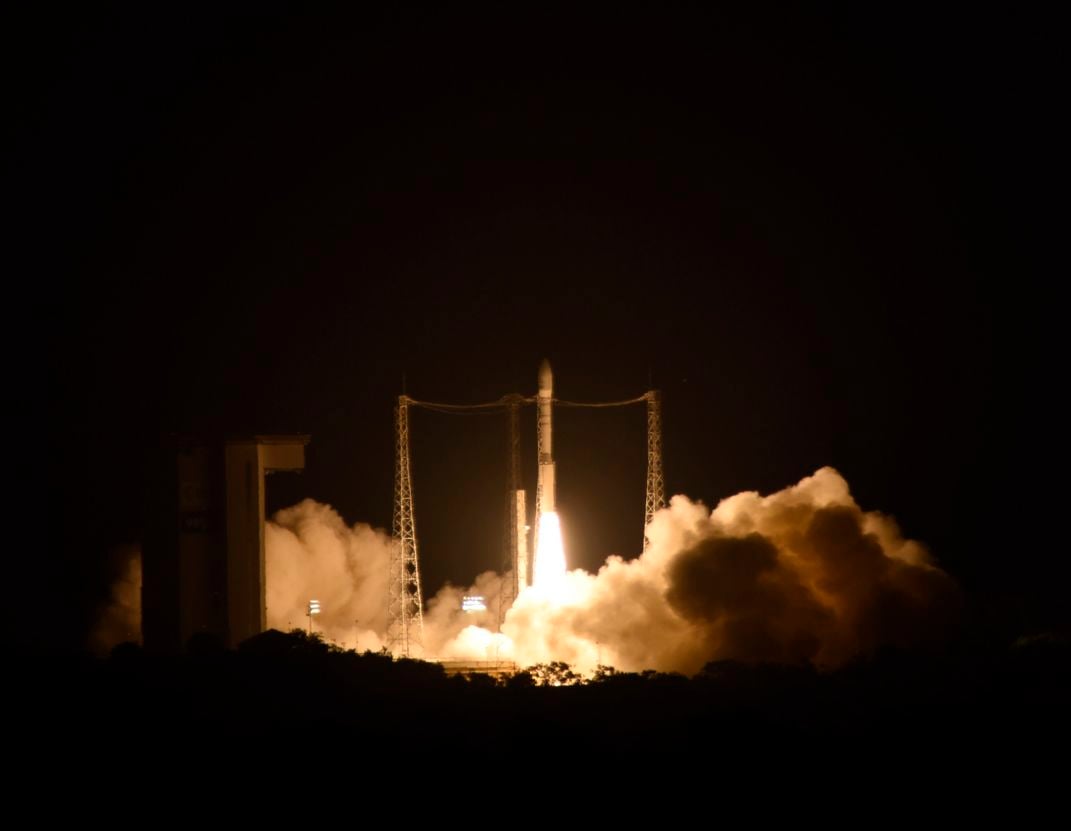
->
[643,390,666,550]
[386,395,425,657]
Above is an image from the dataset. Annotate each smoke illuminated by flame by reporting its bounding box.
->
[532,512,567,590]
[92,468,961,673]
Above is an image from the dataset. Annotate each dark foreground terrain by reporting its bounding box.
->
[12,630,1068,784]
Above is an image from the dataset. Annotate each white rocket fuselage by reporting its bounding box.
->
[537,359,555,513]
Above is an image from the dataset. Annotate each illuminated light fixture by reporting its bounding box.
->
[461,595,486,613]
[306,599,321,635]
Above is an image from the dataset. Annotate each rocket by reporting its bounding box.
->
[537,358,555,513]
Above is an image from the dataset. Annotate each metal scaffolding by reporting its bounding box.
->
[644,390,666,550]
[388,385,666,654]
[386,395,425,657]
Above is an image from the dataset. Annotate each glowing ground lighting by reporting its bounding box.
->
[533,511,567,590]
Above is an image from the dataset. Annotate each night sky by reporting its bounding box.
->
[17,7,1057,651]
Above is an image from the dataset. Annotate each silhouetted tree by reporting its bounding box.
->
[528,661,582,686]
[506,669,535,689]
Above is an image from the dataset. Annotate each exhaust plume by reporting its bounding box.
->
[93,468,958,673]
[264,499,391,651]
[440,467,960,673]
[532,511,567,589]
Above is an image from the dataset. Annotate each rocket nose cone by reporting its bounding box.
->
[538,358,553,390]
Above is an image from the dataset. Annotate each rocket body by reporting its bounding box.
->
[537,358,555,513]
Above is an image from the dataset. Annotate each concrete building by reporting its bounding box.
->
[143,435,309,651]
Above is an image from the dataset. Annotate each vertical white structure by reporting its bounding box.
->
[223,436,308,648]
[535,358,556,515]
[501,394,528,613]
[514,490,529,591]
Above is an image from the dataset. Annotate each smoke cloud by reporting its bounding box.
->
[486,466,961,672]
[93,468,959,672]
[265,499,391,651]
[90,544,142,655]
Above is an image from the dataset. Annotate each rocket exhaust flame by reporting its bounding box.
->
[448,467,959,671]
[530,357,562,595]
[532,511,567,590]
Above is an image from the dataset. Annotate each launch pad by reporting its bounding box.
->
[436,659,519,678]
[386,361,666,658]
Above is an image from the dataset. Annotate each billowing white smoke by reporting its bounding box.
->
[90,502,394,654]
[422,569,509,657]
[265,502,512,659]
[265,499,391,651]
[94,468,959,672]
[436,467,960,673]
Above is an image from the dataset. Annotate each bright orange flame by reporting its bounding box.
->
[533,511,567,590]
